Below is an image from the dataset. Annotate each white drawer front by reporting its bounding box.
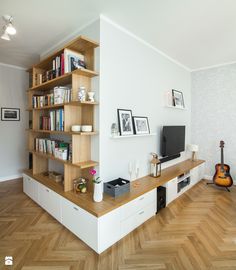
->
[166,178,178,205]
[136,202,156,227]
[61,198,97,251]
[121,214,136,238]
[121,202,156,238]
[121,189,156,220]
[98,207,121,253]
[38,183,61,222]
[23,175,38,203]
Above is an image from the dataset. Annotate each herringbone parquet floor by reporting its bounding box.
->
[0,179,236,270]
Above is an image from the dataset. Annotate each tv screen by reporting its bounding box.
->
[161,126,185,157]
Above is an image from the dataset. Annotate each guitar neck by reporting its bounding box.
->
[221,147,224,170]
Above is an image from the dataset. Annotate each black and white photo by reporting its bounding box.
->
[117,109,134,136]
[133,116,150,134]
[1,108,20,121]
[172,89,185,108]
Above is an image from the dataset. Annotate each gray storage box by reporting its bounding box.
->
[104,178,130,197]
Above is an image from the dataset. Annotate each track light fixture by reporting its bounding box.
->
[1,15,16,41]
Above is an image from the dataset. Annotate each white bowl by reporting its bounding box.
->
[81,125,93,132]
[71,125,81,132]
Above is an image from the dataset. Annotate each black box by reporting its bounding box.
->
[104,178,130,197]
[156,186,166,213]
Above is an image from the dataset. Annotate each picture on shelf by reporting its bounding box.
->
[133,116,150,134]
[172,89,185,108]
[117,109,134,136]
[1,108,20,121]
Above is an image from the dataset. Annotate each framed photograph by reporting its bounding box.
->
[117,109,134,136]
[1,108,20,121]
[172,89,185,108]
[133,116,150,135]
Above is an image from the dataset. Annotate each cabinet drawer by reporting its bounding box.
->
[61,198,97,250]
[121,214,136,238]
[38,183,61,222]
[23,175,38,203]
[121,189,156,220]
[121,202,156,238]
[136,202,156,227]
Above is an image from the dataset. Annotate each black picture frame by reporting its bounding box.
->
[1,107,20,121]
[172,89,185,108]
[117,109,134,136]
[133,116,150,135]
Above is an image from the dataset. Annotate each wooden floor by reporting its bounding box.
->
[1,179,236,270]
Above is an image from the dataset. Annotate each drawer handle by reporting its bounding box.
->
[73,207,79,211]
[139,197,144,201]
[27,178,30,181]
[46,189,50,192]
[139,211,144,215]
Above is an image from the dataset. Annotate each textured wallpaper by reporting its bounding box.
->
[191,63,236,181]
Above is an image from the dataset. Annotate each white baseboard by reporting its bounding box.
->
[0,174,22,182]
[204,175,213,181]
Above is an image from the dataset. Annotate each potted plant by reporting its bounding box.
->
[89,169,103,202]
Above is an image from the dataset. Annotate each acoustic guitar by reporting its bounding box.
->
[213,140,233,190]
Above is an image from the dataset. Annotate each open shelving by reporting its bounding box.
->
[27,35,99,193]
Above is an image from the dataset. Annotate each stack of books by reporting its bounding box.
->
[34,49,86,86]
[32,87,71,108]
[40,109,64,131]
[35,138,72,161]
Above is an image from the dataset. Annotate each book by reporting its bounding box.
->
[64,48,85,73]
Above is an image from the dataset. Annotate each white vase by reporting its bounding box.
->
[93,182,103,202]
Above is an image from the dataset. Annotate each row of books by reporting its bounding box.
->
[32,86,72,108]
[35,138,72,161]
[34,49,86,86]
[40,109,64,131]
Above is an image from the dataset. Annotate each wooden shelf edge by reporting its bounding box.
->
[26,101,99,111]
[30,36,99,70]
[28,69,99,92]
[30,150,98,169]
[26,129,98,136]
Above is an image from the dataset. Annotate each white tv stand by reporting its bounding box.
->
[23,159,205,254]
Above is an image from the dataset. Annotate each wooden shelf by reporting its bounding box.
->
[27,129,98,136]
[31,150,98,169]
[111,133,156,139]
[28,68,98,92]
[165,105,186,110]
[27,35,99,193]
[32,36,99,70]
[27,101,98,111]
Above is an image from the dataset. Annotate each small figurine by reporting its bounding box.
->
[88,91,95,102]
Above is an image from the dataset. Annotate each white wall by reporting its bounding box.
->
[0,64,28,181]
[99,17,192,182]
[192,63,236,181]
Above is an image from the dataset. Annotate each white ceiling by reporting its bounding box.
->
[1,0,236,70]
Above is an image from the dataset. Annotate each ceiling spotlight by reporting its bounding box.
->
[1,30,10,41]
[1,15,16,40]
[6,22,16,35]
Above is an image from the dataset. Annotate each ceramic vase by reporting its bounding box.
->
[93,182,103,202]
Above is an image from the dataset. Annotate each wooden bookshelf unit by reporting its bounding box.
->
[27,35,99,192]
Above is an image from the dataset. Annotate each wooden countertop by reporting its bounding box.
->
[24,159,204,218]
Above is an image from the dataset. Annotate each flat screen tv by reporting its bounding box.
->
[161,126,185,161]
